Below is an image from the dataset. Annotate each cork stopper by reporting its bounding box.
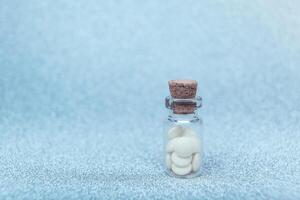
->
[168,80,197,99]
[168,80,198,114]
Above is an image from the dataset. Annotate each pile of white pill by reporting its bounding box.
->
[165,126,201,176]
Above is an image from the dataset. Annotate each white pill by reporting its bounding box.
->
[182,127,198,138]
[167,137,200,157]
[171,152,192,167]
[165,153,172,169]
[192,153,201,172]
[167,126,184,140]
[166,140,174,153]
[171,164,192,176]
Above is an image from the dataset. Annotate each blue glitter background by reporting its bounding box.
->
[1,1,300,199]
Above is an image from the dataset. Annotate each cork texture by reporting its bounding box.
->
[172,102,196,114]
[168,80,197,99]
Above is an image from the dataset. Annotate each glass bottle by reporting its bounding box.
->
[164,80,203,178]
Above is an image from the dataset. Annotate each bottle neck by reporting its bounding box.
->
[165,95,202,122]
[168,111,199,123]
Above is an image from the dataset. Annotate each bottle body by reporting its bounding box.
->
[164,80,203,178]
[164,101,203,178]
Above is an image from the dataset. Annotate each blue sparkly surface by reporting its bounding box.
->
[1,1,300,199]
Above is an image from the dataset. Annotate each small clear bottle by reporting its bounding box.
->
[164,80,203,178]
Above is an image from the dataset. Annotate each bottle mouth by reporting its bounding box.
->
[165,96,202,114]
